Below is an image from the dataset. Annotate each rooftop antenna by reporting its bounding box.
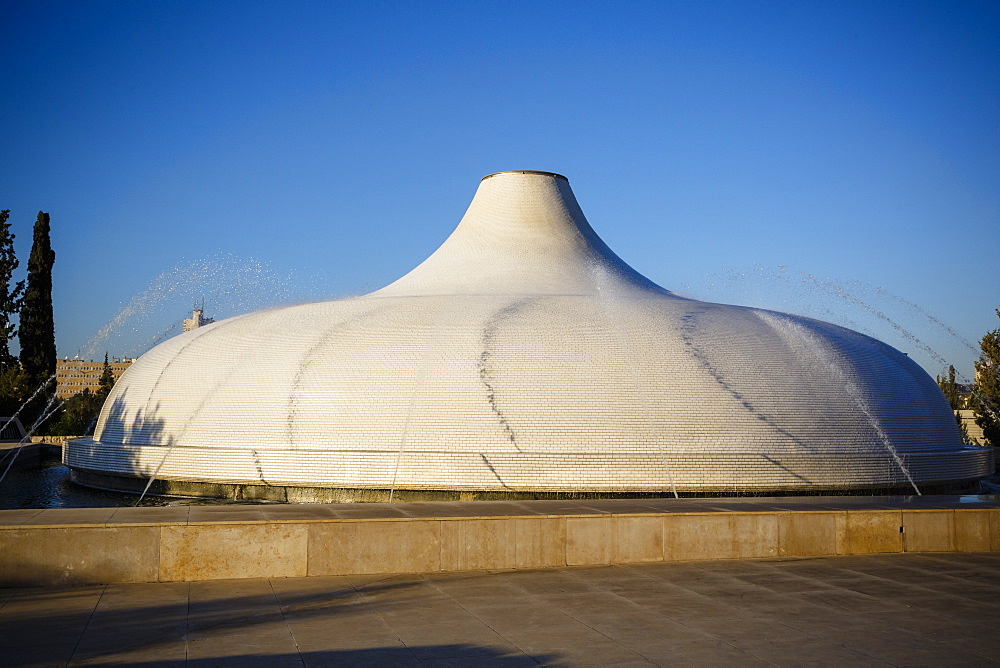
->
[183,299,214,332]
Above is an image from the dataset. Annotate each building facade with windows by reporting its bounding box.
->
[56,358,136,399]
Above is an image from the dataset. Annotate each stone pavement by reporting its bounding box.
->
[3,552,1000,666]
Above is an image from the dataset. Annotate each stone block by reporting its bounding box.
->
[612,516,663,564]
[23,507,118,526]
[159,523,307,581]
[903,510,954,552]
[308,519,440,576]
[837,511,902,555]
[954,509,991,552]
[0,526,158,586]
[514,517,565,569]
[779,512,837,556]
[566,516,612,566]
[731,513,779,558]
[440,518,515,571]
[992,510,1000,552]
[665,514,735,561]
[0,509,43,525]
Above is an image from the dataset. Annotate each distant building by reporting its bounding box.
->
[56,303,214,399]
[958,409,987,444]
[55,357,136,399]
[183,302,215,332]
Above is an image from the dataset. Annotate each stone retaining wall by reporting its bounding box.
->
[1,505,997,587]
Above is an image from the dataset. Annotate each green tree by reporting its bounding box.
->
[46,355,117,437]
[0,364,31,417]
[937,364,972,444]
[47,388,105,436]
[0,210,24,370]
[18,211,56,430]
[18,211,56,385]
[971,309,1000,448]
[937,365,964,410]
[98,353,115,399]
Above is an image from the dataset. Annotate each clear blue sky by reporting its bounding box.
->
[2,1,998,379]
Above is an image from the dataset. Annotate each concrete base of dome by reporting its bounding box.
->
[68,467,988,502]
[64,435,995,501]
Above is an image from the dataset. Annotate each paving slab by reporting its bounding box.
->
[255,505,342,522]
[187,506,267,524]
[108,505,191,524]
[2,553,999,666]
[0,508,43,525]
[21,507,117,526]
[6,493,1000,530]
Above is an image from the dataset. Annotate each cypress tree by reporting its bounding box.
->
[0,210,24,369]
[98,352,115,399]
[19,211,56,386]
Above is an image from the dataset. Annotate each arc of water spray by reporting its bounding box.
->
[789,271,948,366]
[388,389,420,504]
[847,387,922,496]
[136,441,178,505]
[590,267,679,498]
[0,372,57,438]
[1,252,334,497]
[131,328,218,505]
[797,273,1000,423]
[77,252,307,362]
[133,330,249,505]
[711,265,980,372]
[0,374,58,482]
[860,281,979,355]
[388,304,448,503]
[757,311,921,495]
[710,265,1000,426]
[0,391,65,486]
[0,357,137,487]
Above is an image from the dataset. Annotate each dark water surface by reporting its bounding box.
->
[0,462,270,509]
[0,462,170,509]
[3,458,998,511]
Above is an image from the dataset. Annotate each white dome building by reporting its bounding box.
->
[66,171,991,500]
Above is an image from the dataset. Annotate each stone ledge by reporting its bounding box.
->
[2,497,998,586]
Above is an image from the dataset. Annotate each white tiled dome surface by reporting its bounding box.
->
[67,172,991,493]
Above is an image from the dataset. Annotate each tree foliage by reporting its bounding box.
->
[19,212,56,380]
[18,211,56,430]
[48,355,116,437]
[0,364,31,417]
[937,365,964,410]
[937,364,972,444]
[0,210,24,370]
[99,353,115,397]
[971,308,1000,448]
[47,388,104,436]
